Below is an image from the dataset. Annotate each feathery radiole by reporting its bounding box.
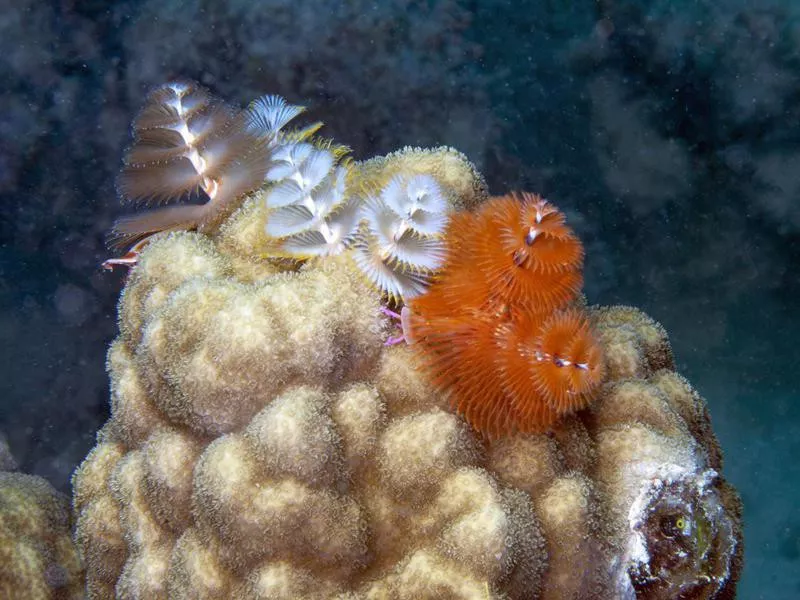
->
[111,81,304,248]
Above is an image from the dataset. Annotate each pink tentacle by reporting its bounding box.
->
[384,335,406,347]
[380,306,402,320]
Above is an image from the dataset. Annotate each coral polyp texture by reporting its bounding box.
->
[73,145,742,597]
[407,193,604,438]
[0,467,84,599]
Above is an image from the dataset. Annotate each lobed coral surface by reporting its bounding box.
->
[0,466,84,599]
[72,148,742,599]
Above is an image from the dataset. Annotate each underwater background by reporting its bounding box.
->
[0,0,796,597]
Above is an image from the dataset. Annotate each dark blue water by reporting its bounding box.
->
[0,1,797,597]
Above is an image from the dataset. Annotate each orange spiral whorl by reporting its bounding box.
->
[528,309,606,414]
[472,193,585,311]
[407,192,605,438]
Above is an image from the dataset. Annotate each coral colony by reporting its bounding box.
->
[47,81,743,598]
